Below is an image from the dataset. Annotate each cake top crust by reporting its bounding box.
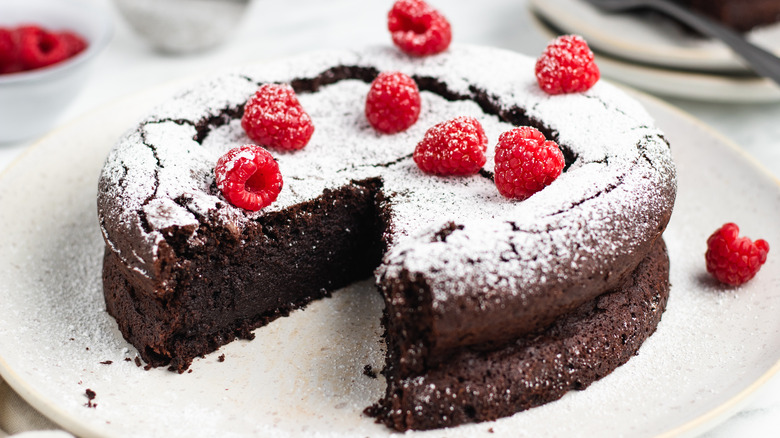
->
[97,45,676,309]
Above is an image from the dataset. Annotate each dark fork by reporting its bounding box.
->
[582,0,780,86]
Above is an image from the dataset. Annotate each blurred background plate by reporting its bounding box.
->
[528,0,780,73]
[529,9,780,103]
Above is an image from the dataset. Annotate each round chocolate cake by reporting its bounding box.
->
[97,45,676,431]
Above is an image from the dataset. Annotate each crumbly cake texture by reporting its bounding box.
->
[370,238,670,431]
[97,45,676,427]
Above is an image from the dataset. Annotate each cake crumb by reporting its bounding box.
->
[85,389,97,408]
[363,364,377,379]
[218,354,225,362]
[134,357,142,367]
[188,369,193,373]
[488,427,494,433]
[124,358,132,362]
[100,360,113,365]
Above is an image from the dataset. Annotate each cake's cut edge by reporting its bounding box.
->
[368,237,671,431]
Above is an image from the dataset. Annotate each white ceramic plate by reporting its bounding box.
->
[1,79,780,438]
[529,11,780,103]
[528,0,780,73]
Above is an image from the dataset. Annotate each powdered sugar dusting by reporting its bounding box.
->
[97,45,676,310]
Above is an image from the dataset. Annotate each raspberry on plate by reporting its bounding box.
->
[241,84,315,151]
[215,144,283,212]
[705,223,769,286]
[365,71,421,134]
[535,34,600,95]
[17,26,70,71]
[413,116,487,175]
[388,0,452,57]
[494,126,564,200]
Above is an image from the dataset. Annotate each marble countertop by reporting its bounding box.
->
[1,0,779,436]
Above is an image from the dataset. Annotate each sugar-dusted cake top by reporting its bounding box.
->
[97,45,676,307]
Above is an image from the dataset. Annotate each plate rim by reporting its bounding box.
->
[1,73,779,438]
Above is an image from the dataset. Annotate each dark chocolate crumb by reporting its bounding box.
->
[134,357,142,367]
[363,364,377,379]
[188,369,193,373]
[100,360,113,365]
[488,428,494,433]
[143,364,152,371]
[217,354,225,362]
[124,358,132,362]
[85,347,89,351]
[85,389,97,408]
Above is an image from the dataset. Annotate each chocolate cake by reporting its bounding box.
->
[371,238,670,430]
[97,45,676,429]
[673,0,780,32]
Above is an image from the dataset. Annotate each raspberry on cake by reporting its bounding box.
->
[494,126,564,200]
[215,145,283,212]
[535,34,600,95]
[365,71,421,134]
[387,0,452,57]
[98,45,676,431]
[706,222,770,286]
[413,116,487,175]
[241,83,315,151]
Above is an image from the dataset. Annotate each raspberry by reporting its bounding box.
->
[58,31,87,57]
[0,28,16,73]
[535,35,600,95]
[241,84,314,151]
[413,116,487,175]
[215,144,283,212]
[388,0,452,57]
[17,26,70,71]
[365,71,421,134]
[494,127,564,200]
[705,223,769,286]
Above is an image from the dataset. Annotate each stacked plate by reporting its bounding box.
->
[529,0,780,102]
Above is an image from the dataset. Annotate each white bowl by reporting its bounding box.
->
[114,0,250,54]
[0,0,113,143]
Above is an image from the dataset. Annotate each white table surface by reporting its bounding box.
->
[1,0,779,436]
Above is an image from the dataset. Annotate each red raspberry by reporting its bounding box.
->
[215,145,283,212]
[365,71,421,134]
[58,31,88,57]
[0,28,17,73]
[241,84,314,151]
[494,127,564,200]
[388,0,452,57]
[413,116,487,175]
[705,223,769,286]
[17,26,70,71]
[535,35,600,95]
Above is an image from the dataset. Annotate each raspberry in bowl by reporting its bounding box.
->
[0,0,112,143]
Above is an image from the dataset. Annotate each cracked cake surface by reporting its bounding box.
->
[97,44,676,429]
